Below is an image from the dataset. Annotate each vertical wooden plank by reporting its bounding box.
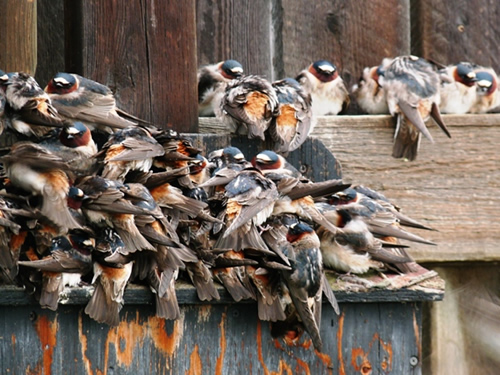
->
[279,0,410,113]
[411,0,500,71]
[196,0,274,79]
[64,0,198,132]
[36,0,65,86]
[145,1,199,132]
[0,0,37,75]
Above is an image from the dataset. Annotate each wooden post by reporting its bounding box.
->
[196,0,274,79]
[64,0,198,133]
[411,0,500,71]
[0,0,37,75]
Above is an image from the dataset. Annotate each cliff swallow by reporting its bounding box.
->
[3,72,64,137]
[74,175,155,253]
[470,68,500,113]
[352,65,389,114]
[267,78,314,155]
[39,121,98,175]
[95,126,165,182]
[439,62,477,114]
[198,59,244,116]
[0,142,81,233]
[18,231,94,310]
[213,167,278,252]
[274,222,326,351]
[317,207,412,274]
[296,60,349,116]
[253,150,345,235]
[45,72,148,132]
[378,55,451,161]
[218,75,279,141]
[85,228,133,326]
[200,146,251,190]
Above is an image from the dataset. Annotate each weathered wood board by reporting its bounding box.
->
[196,0,275,79]
[0,283,437,375]
[199,114,500,263]
[411,0,500,72]
[0,0,37,76]
[65,0,198,132]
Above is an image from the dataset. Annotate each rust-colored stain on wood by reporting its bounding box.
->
[215,312,226,375]
[295,358,311,374]
[315,349,334,374]
[380,338,393,372]
[196,304,212,323]
[351,333,393,374]
[185,344,202,375]
[11,334,15,356]
[34,315,58,375]
[78,313,94,375]
[413,308,421,361]
[148,315,183,356]
[105,313,146,368]
[337,312,346,375]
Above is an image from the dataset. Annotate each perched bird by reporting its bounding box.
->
[95,126,165,182]
[218,75,279,141]
[267,78,314,155]
[3,72,64,137]
[439,62,478,114]
[45,72,147,132]
[296,60,349,116]
[470,68,500,113]
[85,228,133,326]
[0,142,81,233]
[352,65,389,114]
[39,121,98,175]
[272,222,327,351]
[18,231,94,310]
[198,59,244,116]
[378,55,451,161]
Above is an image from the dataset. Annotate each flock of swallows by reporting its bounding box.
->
[201,56,499,161]
[0,57,460,350]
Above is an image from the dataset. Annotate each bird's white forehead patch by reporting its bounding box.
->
[318,65,334,73]
[466,72,476,79]
[54,77,70,85]
[66,126,80,134]
[256,153,272,162]
[477,80,492,88]
[231,67,243,73]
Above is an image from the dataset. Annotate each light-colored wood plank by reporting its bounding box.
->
[199,114,500,262]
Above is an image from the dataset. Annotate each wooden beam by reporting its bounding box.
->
[200,114,500,263]
[196,0,274,79]
[0,0,37,75]
[64,0,198,132]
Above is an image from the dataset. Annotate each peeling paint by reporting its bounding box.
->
[315,349,334,374]
[295,358,311,374]
[380,338,393,372]
[148,315,184,356]
[413,308,421,361]
[196,305,212,323]
[215,312,226,375]
[337,312,346,375]
[106,312,145,368]
[256,319,270,375]
[34,315,58,375]
[78,312,94,375]
[185,344,202,375]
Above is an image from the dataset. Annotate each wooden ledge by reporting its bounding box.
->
[199,115,500,263]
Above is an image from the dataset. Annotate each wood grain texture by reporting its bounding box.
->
[279,0,410,105]
[65,0,198,132]
[36,0,65,86]
[200,114,500,262]
[196,0,274,79]
[0,0,37,75]
[0,299,423,374]
[411,0,500,72]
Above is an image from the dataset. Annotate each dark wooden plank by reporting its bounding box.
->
[411,0,500,72]
[279,0,410,113]
[0,0,37,75]
[65,0,198,132]
[196,0,274,79]
[0,301,423,374]
[36,0,65,87]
